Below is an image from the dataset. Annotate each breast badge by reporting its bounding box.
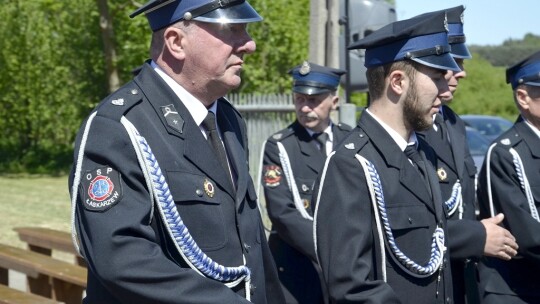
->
[437,167,447,181]
[263,165,282,187]
[203,179,215,198]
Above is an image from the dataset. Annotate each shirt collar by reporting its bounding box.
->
[523,117,540,139]
[365,109,417,151]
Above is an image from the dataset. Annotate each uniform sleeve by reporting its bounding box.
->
[313,152,399,303]
[477,145,540,267]
[70,115,250,304]
[447,219,486,259]
[261,140,318,261]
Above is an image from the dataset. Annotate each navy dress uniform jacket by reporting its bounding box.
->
[262,120,351,304]
[69,63,285,304]
[418,106,484,304]
[477,116,540,302]
[313,112,453,304]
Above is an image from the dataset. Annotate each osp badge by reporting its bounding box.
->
[82,167,123,212]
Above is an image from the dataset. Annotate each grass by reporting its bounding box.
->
[0,175,71,249]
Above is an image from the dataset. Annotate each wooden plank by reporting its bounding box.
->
[14,227,77,255]
[0,244,86,304]
[14,227,86,267]
[0,284,59,304]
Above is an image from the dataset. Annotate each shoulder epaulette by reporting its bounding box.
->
[336,122,353,131]
[493,130,521,148]
[268,127,294,143]
[96,82,143,122]
[337,130,368,154]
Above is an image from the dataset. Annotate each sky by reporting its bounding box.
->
[394,0,540,45]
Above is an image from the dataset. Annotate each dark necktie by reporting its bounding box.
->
[434,113,448,142]
[202,111,230,176]
[313,132,328,156]
[404,144,428,185]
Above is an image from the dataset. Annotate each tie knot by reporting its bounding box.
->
[404,145,422,163]
[202,111,217,131]
[313,132,328,146]
[434,113,444,125]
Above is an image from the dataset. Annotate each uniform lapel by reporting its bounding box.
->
[446,118,466,178]
[361,114,436,214]
[217,107,250,208]
[293,122,326,173]
[423,128,458,175]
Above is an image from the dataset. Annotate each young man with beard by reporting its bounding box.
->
[68,0,285,303]
[476,50,540,304]
[313,11,458,303]
[417,6,518,304]
[261,62,350,303]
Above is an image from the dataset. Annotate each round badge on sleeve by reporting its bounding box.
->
[81,167,123,212]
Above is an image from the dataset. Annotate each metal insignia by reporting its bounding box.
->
[301,184,309,192]
[443,13,449,32]
[460,12,464,24]
[263,165,282,187]
[272,133,283,140]
[437,167,448,181]
[203,179,215,198]
[299,61,311,75]
[111,98,124,106]
[345,143,355,149]
[500,138,511,145]
[303,199,310,209]
[161,104,184,134]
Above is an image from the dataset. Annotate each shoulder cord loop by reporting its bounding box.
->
[445,181,463,219]
[276,141,313,220]
[356,155,446,278]
[509,148,540,222]
[486,144,539,222]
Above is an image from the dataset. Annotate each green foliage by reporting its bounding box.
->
[448,54,518,120]
[469,34,540,67]
[0,0,105,174]
[240,0,310,93]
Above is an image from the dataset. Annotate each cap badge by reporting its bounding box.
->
[500,138,511,145]
[443,14,449,32]
[460,13,464,24]
[203,179,215,198]
[299,61,311,75]
[437,167,447,181]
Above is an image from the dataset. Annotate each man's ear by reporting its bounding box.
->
[330,94,339,110]
[515,88,529,110]
[388,70,407,95]
[163,27,186,60]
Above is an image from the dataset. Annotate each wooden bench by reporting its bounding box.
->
[0,284,60,304]
[0,243,87,304]
[14,227,86,267]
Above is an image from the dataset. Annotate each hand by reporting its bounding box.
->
[481,213,518,260]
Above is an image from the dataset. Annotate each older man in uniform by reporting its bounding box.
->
[68,0,285,303]
[313,11,458,304]
[261,62,350,303]
[476,50,540,304]
[417,6,518,304]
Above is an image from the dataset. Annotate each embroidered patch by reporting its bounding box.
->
[263,165,282,187]
[82,167,123,212]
